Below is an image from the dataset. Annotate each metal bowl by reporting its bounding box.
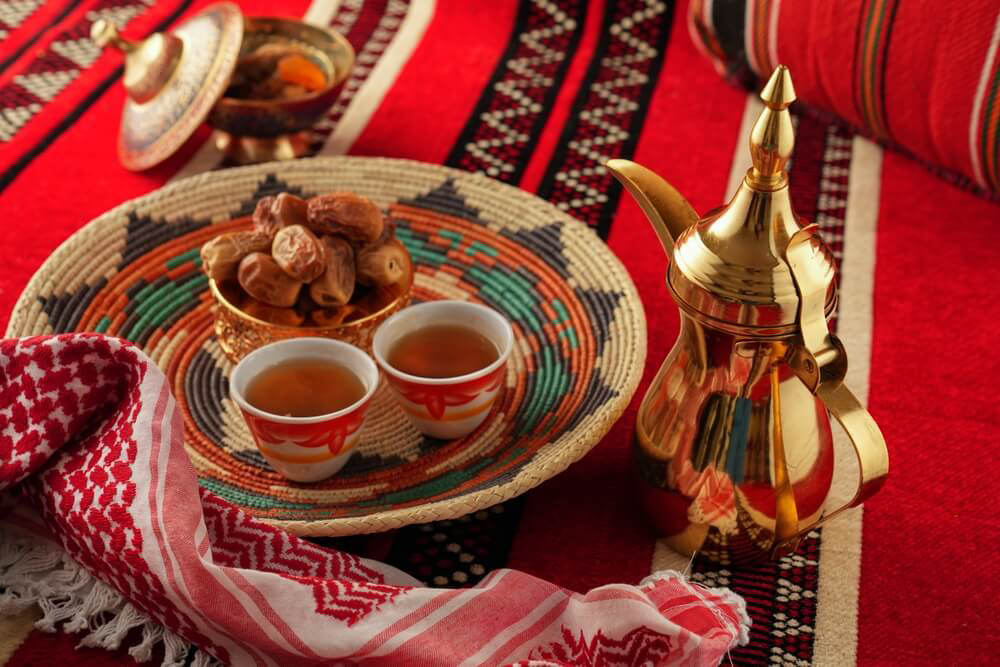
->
[206,16,354,157]
[209,277,411,363]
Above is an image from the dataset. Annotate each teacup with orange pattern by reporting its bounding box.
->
[229,338,378,482]
[373,301,513,439]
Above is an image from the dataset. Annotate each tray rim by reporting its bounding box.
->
[6,156,648,536]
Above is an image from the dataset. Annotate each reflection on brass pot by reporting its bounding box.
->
[209,278,410,363]
[634,318,835,562]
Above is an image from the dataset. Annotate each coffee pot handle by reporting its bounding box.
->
[774,228,889,557]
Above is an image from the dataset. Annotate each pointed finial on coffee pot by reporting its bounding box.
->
[747,65,796,190]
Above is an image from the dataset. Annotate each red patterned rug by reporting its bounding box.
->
[1,0,998,665]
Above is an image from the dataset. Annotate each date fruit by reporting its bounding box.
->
[237,252,302,307]
[357,238,410,287]
[306,193,384,243]
[200,230,273,282]
[272,224,326,282]
[252,196,279,237]
[309,236,356,307]
[272,192,309,227]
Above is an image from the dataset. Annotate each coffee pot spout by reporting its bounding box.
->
[605,159,699,256]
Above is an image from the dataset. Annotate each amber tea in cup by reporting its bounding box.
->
[387,324,499,379]
[244,358,366,418]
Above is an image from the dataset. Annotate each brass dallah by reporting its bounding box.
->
[607,65,889,563]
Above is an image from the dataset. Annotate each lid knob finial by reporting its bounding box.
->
[91,19,135,53]
[747,65,797,190]
[89,18,183,104]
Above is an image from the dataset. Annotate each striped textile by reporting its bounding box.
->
[689,0,1000,196]
[0,334,747,666]
[2,0,999,665]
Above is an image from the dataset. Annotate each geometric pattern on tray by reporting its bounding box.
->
[6,156,646,536]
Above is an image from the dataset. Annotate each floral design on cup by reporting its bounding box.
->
[387,366,505,421]
[229,337,378,482]
[244,407,367,457]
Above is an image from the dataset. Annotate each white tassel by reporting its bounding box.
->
[64,579,123,634]
[77,600,148,651]
[128,620,164,662]
[162,629,193,667]
[0,528,223,666]
[189,648,219,667]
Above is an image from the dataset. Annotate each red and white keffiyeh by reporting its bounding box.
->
[0,334,749,666]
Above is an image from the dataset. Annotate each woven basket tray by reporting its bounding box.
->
[6,157,647,536]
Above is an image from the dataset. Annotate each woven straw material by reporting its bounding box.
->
[6,157,646,536]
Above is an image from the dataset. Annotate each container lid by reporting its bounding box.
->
[667,66,838,336]
[91,3,244,171]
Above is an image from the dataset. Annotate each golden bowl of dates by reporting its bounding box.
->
[202,192,413,363]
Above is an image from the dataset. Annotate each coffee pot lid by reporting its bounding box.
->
[668,66,838,336]
[91,2,244,171]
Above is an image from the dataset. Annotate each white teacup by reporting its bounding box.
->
[229,337,378,482]
[373,301,513,439]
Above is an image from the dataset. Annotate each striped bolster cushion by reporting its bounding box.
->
[688,0,1000,197]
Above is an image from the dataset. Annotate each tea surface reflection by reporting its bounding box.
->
[387,324,499,378]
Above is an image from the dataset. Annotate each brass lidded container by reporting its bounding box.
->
[91,3,355,169]
[608,66,888,563]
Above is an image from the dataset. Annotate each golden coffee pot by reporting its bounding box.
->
[607,65,889,563]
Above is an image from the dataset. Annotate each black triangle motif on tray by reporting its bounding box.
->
[229,441,410,475]
[38,276,109,334]
[398,179,481,222]
[334,448,409,476]
[120,210,211,269]
[562,286,625,430]
[185,348,229,446]
[39,209,214,334]
[499,221,570,278]
[575,286,622,357]
[565,373,620,432]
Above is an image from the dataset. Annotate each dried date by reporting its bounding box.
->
[200,230,272,282]
[272,192,309,227]
[272,225,326,282]
[252,196,279,237]
[306,193,384,243]
[237,252,302,307]
[309,236,356,307]
[356,238,411,287]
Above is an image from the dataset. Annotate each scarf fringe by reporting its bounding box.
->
[0,530,220,666]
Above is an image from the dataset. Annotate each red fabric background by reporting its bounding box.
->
[861,149,1000,664]
[2,0,999,664]
[693,0,1000,196]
